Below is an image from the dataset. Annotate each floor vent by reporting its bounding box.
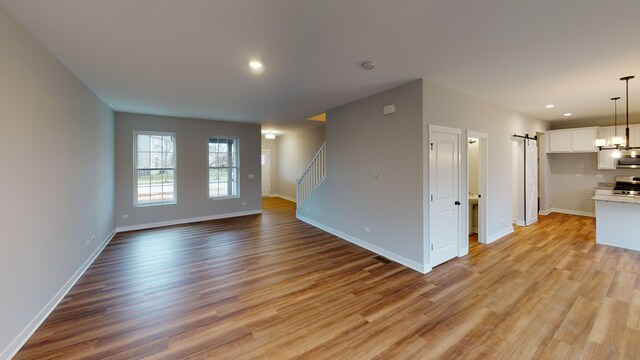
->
[373,255,392,264]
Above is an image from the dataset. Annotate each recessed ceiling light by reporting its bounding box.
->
[249,61,263,70]
[264,133,276,139]
[564,113,572,117]
[545,104,555,108]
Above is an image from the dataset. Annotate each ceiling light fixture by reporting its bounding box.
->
[249,60,263,70]
[361,61,375,70]
[596,75,640,157]
[545,104,555,108]
[563,113,572,117]
[264,133,276,139]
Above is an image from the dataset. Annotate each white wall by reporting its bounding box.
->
[423,80,548,248]
[277,126,325,199]
[261,137,280,196]
[115,112,262,230]
[0,9,115,357]
[298,80,425,269]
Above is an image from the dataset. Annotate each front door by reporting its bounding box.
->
[429,126,461,267]
[261,150,270,197]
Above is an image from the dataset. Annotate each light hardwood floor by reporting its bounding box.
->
[15,198,640,359]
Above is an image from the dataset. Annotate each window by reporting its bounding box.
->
[134,132,176,206]
[209,137,239,199]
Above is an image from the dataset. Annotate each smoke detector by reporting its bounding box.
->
[361,61,375,70]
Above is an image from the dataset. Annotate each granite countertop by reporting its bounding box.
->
[595,182,616,190]
[592,194,640,205]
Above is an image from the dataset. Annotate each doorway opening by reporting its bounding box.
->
[466,131,489,246]
[261,150,271,197]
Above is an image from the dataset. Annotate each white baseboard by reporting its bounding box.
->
[1,229,116,360]
[296,214,429,274]
[513,220,525,226]
[549,208,595,218]
[270,194,296,203]
[116,210,263,232]
[539,209,552,216]
[487,226,514,244]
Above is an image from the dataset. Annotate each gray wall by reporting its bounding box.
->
[299,80,424,265]
[546,114,640,214]
[261,137,280,196]
[423,80,548,243]
[547,153,640,214]
[115,112,262,229]
[277,126,326,199]
[0,8,115,356]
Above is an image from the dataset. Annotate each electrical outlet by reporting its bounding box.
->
[242,202,247,205]
[364,227,371,233]
[121,214,129,219]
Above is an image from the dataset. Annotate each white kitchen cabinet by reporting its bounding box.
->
[546,127,598,153]
[597,127,617,170]
[548,130,572,152]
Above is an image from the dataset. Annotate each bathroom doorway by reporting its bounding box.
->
[466,131,488,245]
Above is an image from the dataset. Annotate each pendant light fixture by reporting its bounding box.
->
[595,97,622,147]
[596,75,639,156]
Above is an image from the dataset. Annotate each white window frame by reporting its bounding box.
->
[208,136,240,200]
[133,131,177,207]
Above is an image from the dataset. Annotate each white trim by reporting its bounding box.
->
[539,209,552,216]
[429,124,462,134]
[1,230,117,360]
[513,220,526,226]
[465,130,489,245]
[116,210,262,232]
[297,214,430,274]
[548,208,595,217]
[487,226,515,244]
[270,194,296,203]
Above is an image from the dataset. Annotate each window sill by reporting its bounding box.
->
[135,201,177,208]
[209,196,240,201]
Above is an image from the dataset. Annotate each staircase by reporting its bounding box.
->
[296,142,326,209]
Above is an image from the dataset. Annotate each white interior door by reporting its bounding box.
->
[429,127,460,267]
[526,139,538,225]
[261,150,270,197]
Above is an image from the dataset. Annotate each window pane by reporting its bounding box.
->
[135,132,176,205]
[137,152,150,168]
[208,137,239,198]
[137,135,150,152]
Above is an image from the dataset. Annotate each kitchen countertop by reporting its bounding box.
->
[592,194,640,205]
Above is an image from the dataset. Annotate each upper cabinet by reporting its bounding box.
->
[547,127,598,153]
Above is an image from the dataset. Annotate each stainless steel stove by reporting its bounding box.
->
[613,176,640,197]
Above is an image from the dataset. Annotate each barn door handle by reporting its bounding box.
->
[455,201,461,206]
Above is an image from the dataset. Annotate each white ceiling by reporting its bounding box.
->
[2,0,640,126]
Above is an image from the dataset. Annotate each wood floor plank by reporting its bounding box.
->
[14,198,638,359]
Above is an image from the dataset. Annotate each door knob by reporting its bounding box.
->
[455,201,461,206]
